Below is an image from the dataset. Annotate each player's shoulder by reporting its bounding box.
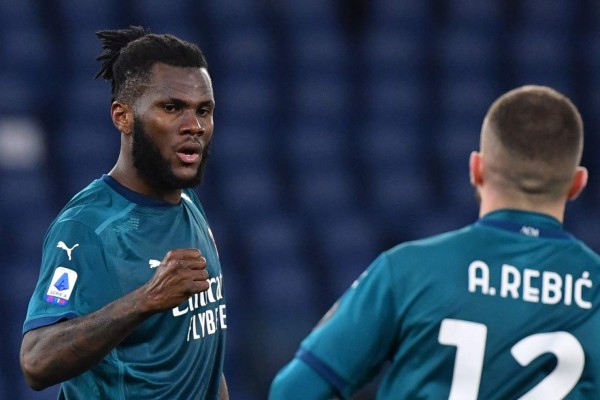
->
[52,178,129,232]
[181,188,207,218]
[570,238,600,266]
[181,188,201,206]
[385,225,474,260]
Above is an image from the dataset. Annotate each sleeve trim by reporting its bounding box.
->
[296,348,347,395]
[23,312,80,335]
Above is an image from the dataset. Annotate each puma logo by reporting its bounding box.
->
[57,241,79,261]
[149,259,161,269]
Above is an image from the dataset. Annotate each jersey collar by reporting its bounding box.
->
[475,209,573,240]
[101,174,180,209]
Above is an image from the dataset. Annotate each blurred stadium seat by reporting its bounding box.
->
[52,117,116,197]
[369,0,432,31]
[316,212,382,298]
[436,28,499,79]
[517,0,575,30]
[0,73,37,116]
[218,168,283,225]
[509,28,574,92]
[129,0,198,39]
[445,0,502,32]
[57,0,121,32]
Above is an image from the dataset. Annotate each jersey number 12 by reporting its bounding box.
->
[438,318,584,400]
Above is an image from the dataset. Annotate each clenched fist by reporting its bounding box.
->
[142,248,210,312]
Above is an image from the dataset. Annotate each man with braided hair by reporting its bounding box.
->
[270,86,600,399]
[20,26,228,399]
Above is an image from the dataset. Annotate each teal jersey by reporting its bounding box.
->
[287,210,600,399]
[23,175,227,400]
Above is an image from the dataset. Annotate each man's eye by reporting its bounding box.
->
[164,104,178,112]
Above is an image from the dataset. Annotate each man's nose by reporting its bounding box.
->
[180,110,205,136]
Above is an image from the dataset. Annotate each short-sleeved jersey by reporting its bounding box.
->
[295,209,600,399]
[23,175,227,400]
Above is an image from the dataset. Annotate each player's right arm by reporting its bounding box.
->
[20,248,209,390]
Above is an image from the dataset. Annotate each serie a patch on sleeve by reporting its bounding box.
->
[45,267,78,306]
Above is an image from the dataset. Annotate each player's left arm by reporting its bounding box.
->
[269,358,337,400]
[271,253,400,398]
[219,373,229,400]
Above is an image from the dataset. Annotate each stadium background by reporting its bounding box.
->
[1,0,600,399]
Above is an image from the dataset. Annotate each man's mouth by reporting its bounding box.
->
[176,143,202,164]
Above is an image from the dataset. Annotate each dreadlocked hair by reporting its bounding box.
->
[94,25,208,103]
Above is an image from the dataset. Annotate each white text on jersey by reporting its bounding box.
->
[171,274,227,341]
[468,260,593,309]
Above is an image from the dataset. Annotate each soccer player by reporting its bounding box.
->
[269,85,600,399]
[20,26,228,399]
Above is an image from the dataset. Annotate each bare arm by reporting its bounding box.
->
[20,249,209,390]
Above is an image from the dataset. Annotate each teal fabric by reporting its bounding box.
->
[284,210,600,399]
[269,357,335,400]
[24,176,226,399]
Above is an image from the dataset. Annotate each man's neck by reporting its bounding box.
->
[478,191,566,223]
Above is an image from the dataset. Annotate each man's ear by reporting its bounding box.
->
[469,151,484,187]
[111,101,133,135]
[567,166,588,201]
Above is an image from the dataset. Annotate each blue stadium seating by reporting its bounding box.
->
[444,0,502,32]
[364,76,427,123]
[202,0,259,29]
[362,27,426,78]
[210,122,275,175]
[0,168,57,261]
[276,0,338,26]
[63,34,108,81]
[218,77,277,122]
[517,0,575,30]
[437,78,500,122]
[433,75,498,211]
[360,123,424,169]
[370,168,435,237]
[360,4,432,242]
[316,212,382,298]
[56,0,121,32]
[368,0,432,31]
[565,205,600,252]
[0,73,37,116]
[433,121,481,208]
[218,168,283,225]
[436,28,499,79]
[130,0,200,41]
[0,0,41,31]
[61,78,112,121]
[0,26,51,79]
[289,167,358,222]
[52,117,117,196]
[240,213,321,386]
[509,28,574,93]
[283,125,347,172]
[245,214,317,311]
[581,29,600,167]
[55,0,122,81]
